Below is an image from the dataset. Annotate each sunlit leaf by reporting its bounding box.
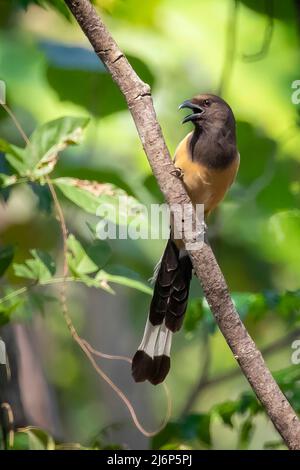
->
[41,40,155,118]
[0,294,26,327]
[109,0,162,26]
[17,0,71,20]
[152,414,211,449]
[0,158,15,201]
[54,177,117,215]
[263,211,300,274]
[25,116,90,177]
[180,414,211,447]
[66,241,151,294]
[13,250,56,283]
[1,117,89,178]
[215,401,238,429]
[0,139,28,175]
[29,182,52,213]
[53,177,146,226]
[86,240,112,269]
[0,172,17,188]
[96,268,152,295]
[17,427,55,450]
[67,234,99,275]
[238,417,254,450]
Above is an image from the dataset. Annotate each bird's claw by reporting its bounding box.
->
[171,167,184,180]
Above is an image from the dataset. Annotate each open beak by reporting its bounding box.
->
[178,100,204,124]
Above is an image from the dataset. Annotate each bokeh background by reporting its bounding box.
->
[1,0,300,450]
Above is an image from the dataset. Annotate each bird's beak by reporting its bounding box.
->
[178,100,204,124]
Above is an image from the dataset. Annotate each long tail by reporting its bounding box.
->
[132,239,192,385]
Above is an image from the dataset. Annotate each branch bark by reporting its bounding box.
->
[64,0,300,449]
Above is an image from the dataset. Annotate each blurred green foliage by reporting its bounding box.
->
[153,365,300,450]
[1,0,300,451]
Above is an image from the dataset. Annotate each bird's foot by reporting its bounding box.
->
[171,167,184,180]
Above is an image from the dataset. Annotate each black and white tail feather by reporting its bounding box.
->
[132,239,193,385]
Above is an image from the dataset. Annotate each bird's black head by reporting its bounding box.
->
[179,93,235,131]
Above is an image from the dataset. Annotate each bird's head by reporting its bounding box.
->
[179,93,235,130]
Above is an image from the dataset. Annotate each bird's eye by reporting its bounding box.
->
[203,99,211,107]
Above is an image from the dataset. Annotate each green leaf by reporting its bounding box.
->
[30,183,52,213]
[53,177,145,226]
[0,139,28,175]
[180,414,211,447]
[0,294,26,327]
[67,235,128,294]
[67,234,98,275]
[237,392,261,415]
[42,41,155,118]
[18,0,71,20]
[0,245,14,277]
[238,417,254,449]
[184,298,204,334]
[25,116,90,177]
[159,442,185,450]
[274,366,300,413]
[13,250,56,283]
[97,268,152,295]
[1,117,89,178]
[152,414,211,449]
[0,173,18,188]
[152,423,180,450]
[86,240,112,269]
[17,426,55,450]
[11,432,31,450]
[275,290,300,323]
[54,177,110,214]
[215,401,238,428]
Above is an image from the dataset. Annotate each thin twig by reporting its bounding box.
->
[1,104,30,145]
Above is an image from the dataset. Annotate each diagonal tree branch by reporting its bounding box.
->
[64,0,300,449]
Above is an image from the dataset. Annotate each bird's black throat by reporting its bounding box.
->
[189,122,237,170]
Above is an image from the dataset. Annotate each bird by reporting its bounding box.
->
[131,93,240,385]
